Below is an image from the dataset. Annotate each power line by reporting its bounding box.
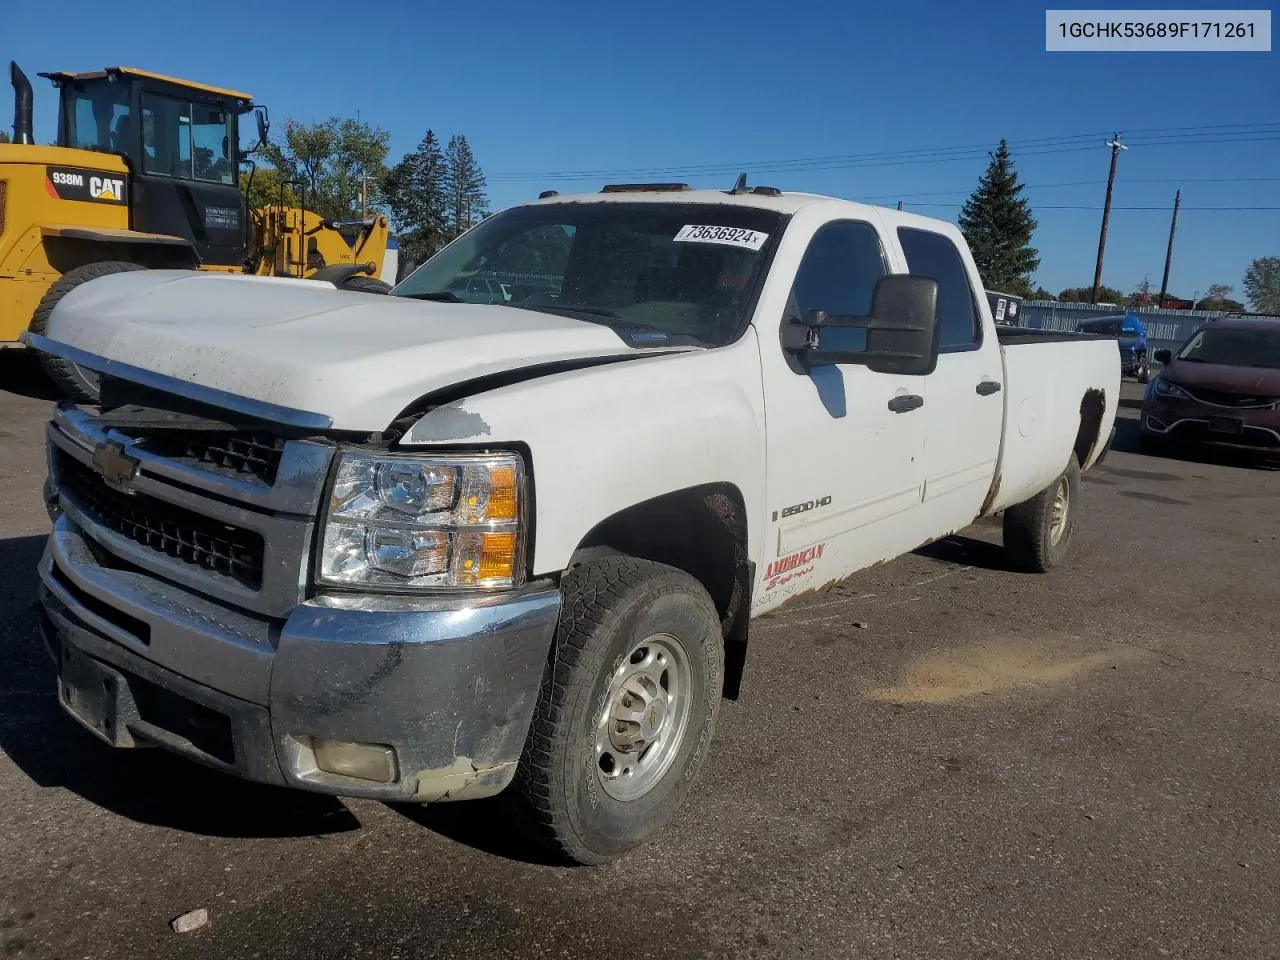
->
[907,203,1280,211]
[860,175,1280,203]
[488,123,1280,183]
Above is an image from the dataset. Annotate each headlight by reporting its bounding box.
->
[318,450,525,591]
[1153,378,1192,401]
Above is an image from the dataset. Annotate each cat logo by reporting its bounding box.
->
[44,166,128,205]
[90,176,124,201]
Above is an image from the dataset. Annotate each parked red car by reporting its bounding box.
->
[1140,317,1280,456]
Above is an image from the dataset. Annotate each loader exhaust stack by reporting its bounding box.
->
[10,61,34,145]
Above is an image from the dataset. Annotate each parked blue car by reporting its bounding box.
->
[1076,314,1150,383]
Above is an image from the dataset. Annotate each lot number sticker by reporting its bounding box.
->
[674,225,769,251]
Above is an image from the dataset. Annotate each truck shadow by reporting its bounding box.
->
[390,798,567,867]
[914,533,1012,571]
[0,534,360,839]
[0,351,59,402]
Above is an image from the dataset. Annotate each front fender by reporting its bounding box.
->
[400,331,767,575]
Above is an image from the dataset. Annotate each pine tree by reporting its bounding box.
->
[958,140,1040,297]
[383,130,448,263]
[444,134,488,239]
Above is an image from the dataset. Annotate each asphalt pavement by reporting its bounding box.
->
[1,357,1278,960]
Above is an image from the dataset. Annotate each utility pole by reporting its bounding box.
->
[1090,133,1127,304]
[1158,189,1181,308]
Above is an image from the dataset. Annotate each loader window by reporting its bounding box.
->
[65,82,131,153]
[140,94,235,184]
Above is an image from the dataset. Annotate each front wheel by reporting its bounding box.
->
[29,260,148,401]
[1003,457,1081,573]
[510,556,723,865]
[338,275,392,295]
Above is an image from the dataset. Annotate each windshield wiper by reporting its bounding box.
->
[399,291,462,303]
[539,304,626,321]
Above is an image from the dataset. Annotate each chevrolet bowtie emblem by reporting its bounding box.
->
[91,441,139,490]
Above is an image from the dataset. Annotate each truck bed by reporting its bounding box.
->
[985,335,1122,516]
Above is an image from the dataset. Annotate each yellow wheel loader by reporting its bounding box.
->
[1,62,394,398]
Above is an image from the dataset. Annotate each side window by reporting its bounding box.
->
[789,220,888,354]
[897,227,981,351]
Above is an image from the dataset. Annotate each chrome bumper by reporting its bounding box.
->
[38,517,561,802]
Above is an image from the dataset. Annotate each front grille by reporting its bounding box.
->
[0,180,6,235]
[1184,387,1280,409]
[1170,421,1280,448]
[57,452,265,589]
[129,431,286,485]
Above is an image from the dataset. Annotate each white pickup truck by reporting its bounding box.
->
[28,184,1119,864]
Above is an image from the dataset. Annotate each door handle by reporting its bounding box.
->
[976,380,1002,396]
[887,394,924,413]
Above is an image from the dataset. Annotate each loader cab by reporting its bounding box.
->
[43,67,257,267]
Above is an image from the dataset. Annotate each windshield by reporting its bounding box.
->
[64,79,130,153]
[140,93,236,184]
[392,201,786,347]
[1078,318,1128,336]
[1176,326,1280,369]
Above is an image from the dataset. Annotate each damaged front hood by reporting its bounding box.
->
[40,270,679,430]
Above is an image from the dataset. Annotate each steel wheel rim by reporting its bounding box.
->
[1049,475,1070,545]
[594,633,694,802]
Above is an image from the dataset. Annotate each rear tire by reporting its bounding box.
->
[1003,457,1081,573]
[510,556,723,865]
[338,275,392,295]
[29,260,147,401]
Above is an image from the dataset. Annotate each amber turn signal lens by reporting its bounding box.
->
[486,466,519,522]
[477,531,518,581]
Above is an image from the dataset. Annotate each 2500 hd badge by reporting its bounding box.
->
[46,167,127,205]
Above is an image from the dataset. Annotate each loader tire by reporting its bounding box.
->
[338,275,392,295]
[509,556,723,865]
[1002,457,1081,573]
[30,261,147,402]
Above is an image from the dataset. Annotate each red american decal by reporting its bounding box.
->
[765,543,824,579]
[763,543,825,591]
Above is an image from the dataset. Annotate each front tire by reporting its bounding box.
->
[1003,457,1081,573]
[338,275,392,295]
[29,261,148,401]
[511,556,723,865]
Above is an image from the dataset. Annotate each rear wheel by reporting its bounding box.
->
[29,260,147,401]
[1003,458,1081,573]
[510,556,723,865]
[338,275,392,295]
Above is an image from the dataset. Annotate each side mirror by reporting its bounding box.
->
[784,275,941,376]
[254,106,269,152]
[1153,349,1172,365]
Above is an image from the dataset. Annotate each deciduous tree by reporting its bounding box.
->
[1243,257,1280,314]
[1059,286,1124,304]
[260,117,390,222]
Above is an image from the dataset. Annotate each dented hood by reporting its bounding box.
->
[41,270,670,431]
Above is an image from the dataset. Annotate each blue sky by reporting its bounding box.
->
[7,0,1277,300]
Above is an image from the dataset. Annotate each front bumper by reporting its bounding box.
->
[1141,397,1280,452]
[38,517,560,802]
